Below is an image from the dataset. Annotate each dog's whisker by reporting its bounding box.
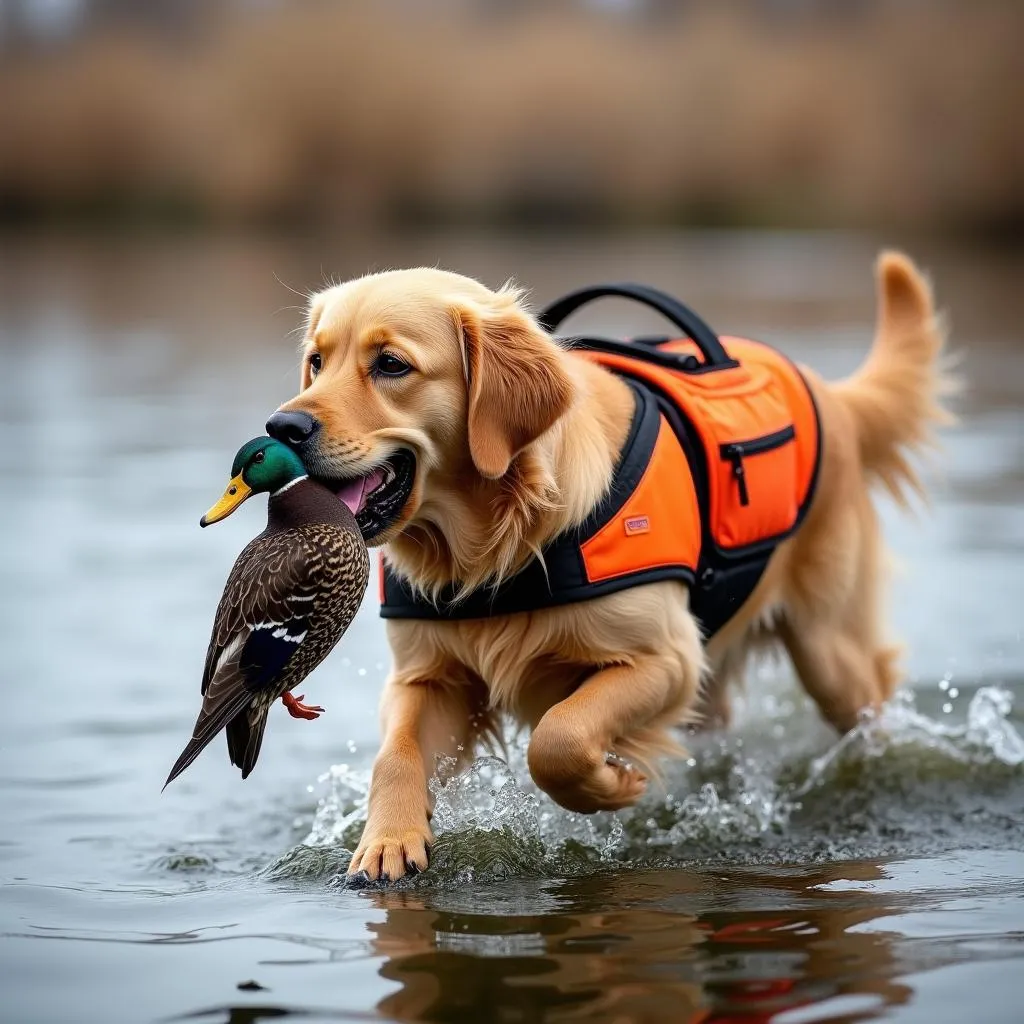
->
[272,270,312,301]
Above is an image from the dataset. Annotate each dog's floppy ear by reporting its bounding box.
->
[454,291,575,479]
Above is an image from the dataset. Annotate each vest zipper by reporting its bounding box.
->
[720,425,796,507]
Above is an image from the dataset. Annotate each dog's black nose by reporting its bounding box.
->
[266,410,320,447]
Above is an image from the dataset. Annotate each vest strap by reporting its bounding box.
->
[538,282,738,371]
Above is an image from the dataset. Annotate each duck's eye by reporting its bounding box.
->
[372,352,412,378]
[308,352,322,378]
[253,451,265,464]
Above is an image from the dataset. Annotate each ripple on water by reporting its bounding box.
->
[266,684,1024,887]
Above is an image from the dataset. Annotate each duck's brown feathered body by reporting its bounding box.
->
[166,480,369,785]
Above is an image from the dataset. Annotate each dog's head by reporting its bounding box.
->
[268,268,575,546]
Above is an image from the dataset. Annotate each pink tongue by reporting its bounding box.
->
[336,469,386,514]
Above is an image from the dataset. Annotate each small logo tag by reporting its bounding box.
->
[624,515,650,536]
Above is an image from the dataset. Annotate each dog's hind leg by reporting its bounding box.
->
[773,251,949,735]
[778,616,900,734]
[695,672,732,730]
[778,494,902,733]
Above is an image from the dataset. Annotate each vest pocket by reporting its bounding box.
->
[720,425,796,507]
[713,424,798,550]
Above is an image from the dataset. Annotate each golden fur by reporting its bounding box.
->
[274,252,952,881]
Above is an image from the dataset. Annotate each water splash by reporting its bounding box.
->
[276,683,1024,883]
[304,762,372,850]
[420,755,628,883]
[800,685,1024,793]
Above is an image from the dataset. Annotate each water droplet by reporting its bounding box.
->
[948,687,959,699]
[346,740,357,753]
[357,667,367,677]
[942,702,953,714]
[939,679,950,691]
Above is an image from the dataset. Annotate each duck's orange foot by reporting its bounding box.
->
[282,692,325,720]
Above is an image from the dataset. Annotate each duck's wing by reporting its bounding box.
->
[165,534,318,786]
[205,533,321,691]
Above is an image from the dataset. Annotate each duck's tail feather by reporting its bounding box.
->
[226,704,271,780]
[163,690,253,789]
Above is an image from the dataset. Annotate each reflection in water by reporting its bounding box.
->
[360,864,921,1023]
[174,1009,299,1024]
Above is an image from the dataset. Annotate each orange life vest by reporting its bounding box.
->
[381,284,821,640]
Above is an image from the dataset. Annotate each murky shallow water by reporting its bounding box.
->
[1,230,1023,1023]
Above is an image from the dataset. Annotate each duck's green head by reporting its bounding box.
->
[200,437,308,527]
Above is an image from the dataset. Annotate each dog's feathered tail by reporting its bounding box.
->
[833,251,957,508]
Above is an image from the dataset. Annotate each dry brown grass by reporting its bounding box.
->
[1,3,1021,231]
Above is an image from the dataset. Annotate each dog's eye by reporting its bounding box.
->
[373,352,412,378]
[308,352,322,378]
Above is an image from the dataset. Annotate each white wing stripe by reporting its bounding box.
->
[271,626,307,643]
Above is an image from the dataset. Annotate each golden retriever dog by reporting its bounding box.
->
[266,252,950,881]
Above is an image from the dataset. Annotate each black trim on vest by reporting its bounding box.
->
[380,382,698,621]
[565,335,737,377]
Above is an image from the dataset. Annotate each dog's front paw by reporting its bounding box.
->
[348,820,432,881]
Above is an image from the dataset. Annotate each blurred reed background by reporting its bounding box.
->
[1,0,1021,238]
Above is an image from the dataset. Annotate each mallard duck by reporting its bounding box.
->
[164,436,370,787]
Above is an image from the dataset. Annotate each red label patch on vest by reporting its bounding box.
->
[624,515,651,536]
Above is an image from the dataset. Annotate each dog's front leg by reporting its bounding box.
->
[526,650,699,814]
[348,677,473,881]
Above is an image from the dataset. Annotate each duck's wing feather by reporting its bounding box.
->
[201,534,318,695]
[165,534,318,787]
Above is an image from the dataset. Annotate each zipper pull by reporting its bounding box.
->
[727,448,750,506]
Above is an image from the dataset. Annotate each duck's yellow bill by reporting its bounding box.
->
[200,474,252,527]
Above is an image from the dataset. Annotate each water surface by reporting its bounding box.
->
[1,230,1023,1023]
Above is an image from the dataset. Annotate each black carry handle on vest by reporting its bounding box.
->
[537,283,735,371]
